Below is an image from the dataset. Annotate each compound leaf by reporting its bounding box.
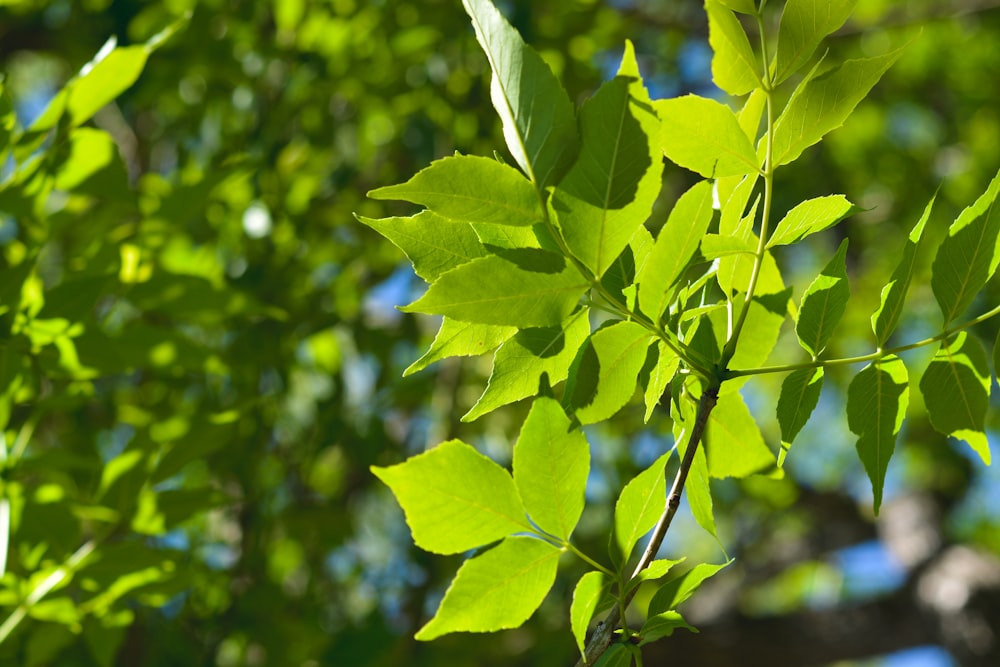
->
[513,398,590,540]
[796,238,850,357]
[656,94,760,178]
[368,155,543,226]
[614,451,671,560]
[372,440,529,554]
[774,0,858,84]
[416,536,561,640]
[847,356,909,514]
[767,195,858,248]
[403,255,589,327]
[462,0,578,188]
[776,367,824,466]
[919,332,992,464]
[359,211,486,282]
[871,195,934,346]
[930,168,1000,324]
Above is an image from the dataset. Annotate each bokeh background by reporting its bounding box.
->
[0,0,998,665]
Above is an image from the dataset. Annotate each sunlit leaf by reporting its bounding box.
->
[871,196,934,346]
[639,610,697,645]
[570,571,606,659]
[705,0,761,96]
[774,0,858,84]
[776,367,824,466]
[358,212,486,282]
[919,332,992,464]
[766,195,858,248]
[405,318,516,376]
[705,390,776,478]
[643,341,680,423]
[372,440,529,554]
[572,321,655,425]
[416,536,561,639]
[462,0,579,187]
[847,356,909,514]
[647,561,730,615]
[368,155,543,226]
[795,239,850,357]
[614,451,670,560]
[656,94,760,178]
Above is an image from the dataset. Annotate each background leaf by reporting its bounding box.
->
[368,155,543,226]
[513,398,590,540]
[766,195,858,248]
[774,0,858,84]
[795,238,850,357]
[776,368,824,466]
[656,94,759,177]
[919,332,992,464]
[705,0,761,96]
[415,536,561,640]
[614,451,670,560]
[847,356,909,514]
[462,0,579,187]
[371,440,529,554]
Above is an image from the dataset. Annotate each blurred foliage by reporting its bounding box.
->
[0,0,996,666]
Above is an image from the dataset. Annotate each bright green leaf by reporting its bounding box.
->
[358,212,486,282]
[871,195,934,346]
[513,398,590,540]
[767,195,858,248]
[405,318,516,376]
[465,309,590,420]
[771,48,903,166]
[919,332,992,464]
[647,561,730,615]
[403,255,588,327]
[627,558,685,594]
[930,168,1000,324]
[718,0,756,14]
[726,287,791,374]
[705,391,776,478]
[847,356,909,514]
[462,0,578,187]
[368,155,543,226]
[416,536,561,639]
[774,0,858,84]
[570,571,606,659]
[614,451,671,560]
[553,64,662,277]
[796,238,850,357]
[643,341,679,423]
[701,233,757,259]
[574,321,655,425]
[656,95,760,178]
[705,0,762,96]
[372,440,529,554]
[776,367,824,466]
[739,86,767,144]
[637,181,715,322]
[639,610,697,645]
[687,442,717,537]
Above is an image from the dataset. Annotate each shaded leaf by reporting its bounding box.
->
[573,321,655,425]
[656,94,759,178]
[919,332,992,464]
[639,610,697,645]
[416,536,561,640]
[776,367,824,466]
[403,255,588,327]
[705,0,761,96]
[358,212,486,282]
[570,571,606,659]
[462,0,578,187]
[371,440,529,554]
[796,238,850,357]
[774,0,858,84]
[614,451,671,560]
[594,644,632,667]
[767,195,858,248]
[405,318,516,376]
[368,155,544,226]
[847,356,909,514]
[871,195,934,346]
[513,398,590,540]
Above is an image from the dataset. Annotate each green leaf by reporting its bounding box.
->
[627,558,685,594]
[647,561,730,615]
[687,442,717,537]
[637,181,715,322]
[705,0,762,96]
[464,309,590,420]
[462,0,579,188]
[405,318,516,376]
[368,155,543,226]
[416,536,561,640]
[643,341,680,423]
[614,451,670,560]
[738,88,767,144]
[771,48,903,166]
[358,212,486,282]
[655,95,759,178]
[776,368,824,466]
[639,610,697,645]
[871,195,934,346]
[994,331,1000,381]
[919,332,992,464]
[552,57,662,277]
[403,255,589,327]
[766,195,858,248]
[726,287,792,373]
[593,644,632,667]
[718,0,756,14]
[371,440,529,554]
[705,391,776,478]
[774,0,858,84]
[570,571,606,659]
[573,321,655,425]
[701,233,757,259]
[847,355,909,514]
[930,168,1000,324]
[795,238,850,357]
[513,398,590,540]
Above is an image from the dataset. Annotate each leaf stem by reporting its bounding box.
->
[726,301,1000,378]
[565,540,616,578]
[576,384,719,666]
